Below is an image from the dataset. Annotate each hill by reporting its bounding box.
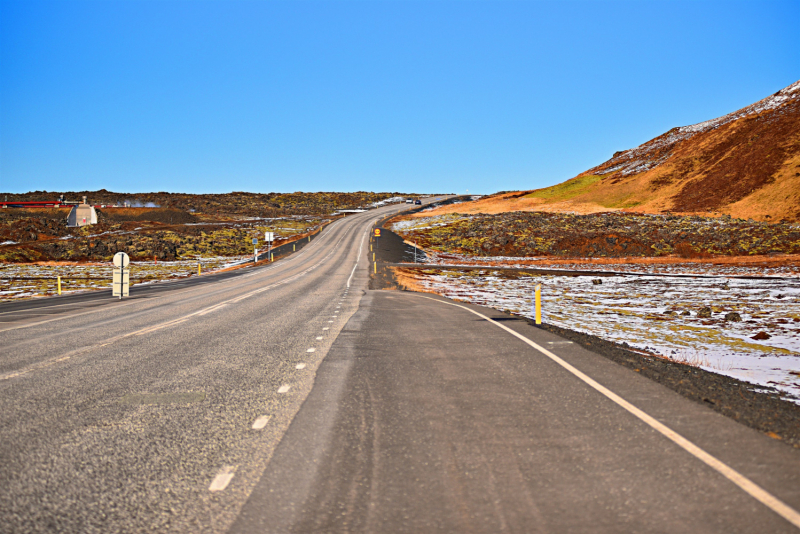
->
[428,80,800,221]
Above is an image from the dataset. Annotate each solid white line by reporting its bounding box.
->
[0,224,359,382]
[0,299,143,332]
[417,294,800,529]
[252,415,271,430]
[346,227,369,288]
[209,466,237,492]
[296,363,307,370]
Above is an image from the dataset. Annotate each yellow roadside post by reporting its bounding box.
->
[198,262,201,276]
[373,228,381,275]
[293,244,296,252]
[535,284,542,325]
[270,253,274,262]
[57,276,61,295]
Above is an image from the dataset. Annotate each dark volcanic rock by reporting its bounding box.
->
[697,306,713,318]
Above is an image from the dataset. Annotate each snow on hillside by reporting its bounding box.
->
[595,80,800,177]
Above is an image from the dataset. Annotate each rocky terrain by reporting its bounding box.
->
[0,191,408,263]
[390,211,800,259]
[2,190,405,218]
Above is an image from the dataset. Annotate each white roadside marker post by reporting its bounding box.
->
[112,252,130,300]
[252,237,258,263]
[265,231,274,262]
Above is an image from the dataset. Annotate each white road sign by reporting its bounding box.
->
[265,232,274,242]
[113,252,130,268]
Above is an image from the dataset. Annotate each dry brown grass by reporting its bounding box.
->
[391,267,437,292]
[410,194,617,218]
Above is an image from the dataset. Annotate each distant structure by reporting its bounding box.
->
[67,196,98,227]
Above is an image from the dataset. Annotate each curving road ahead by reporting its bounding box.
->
[2,196,800,534]
[0,201,411,533]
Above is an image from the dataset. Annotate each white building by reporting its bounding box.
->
[67,196,98,227]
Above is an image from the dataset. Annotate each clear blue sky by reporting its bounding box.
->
[1,0,797,195]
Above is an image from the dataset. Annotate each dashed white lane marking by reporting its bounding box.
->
[277,385,291,393]
[328,320,334,323]
[548,341,573,345]
[209,466,237,492]
[306,348,316,353]
[323,327,329,330]
[316,336,323,340]
[1,227,353,381]
[417,294,800,530]
[252,415,271,430]
[296,363,307,370]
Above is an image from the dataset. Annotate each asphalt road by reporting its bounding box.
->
[231,295,800,533]
[3,196,800,533]
[0,201,413,533]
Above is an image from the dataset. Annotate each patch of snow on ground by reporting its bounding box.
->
[423,251,800,278]
[369,197,406,208]
[390,214,469,233]
[0,256,248,300]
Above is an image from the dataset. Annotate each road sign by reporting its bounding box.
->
[113,251,130,268]
[374,229,381,237]
[252,238,258,245]
[265,232,274,242]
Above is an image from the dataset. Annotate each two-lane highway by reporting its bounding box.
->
[0,201,409,533]
[4,195,800,534]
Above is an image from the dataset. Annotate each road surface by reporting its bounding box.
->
[2,197,799,533]
[0,201,409,532]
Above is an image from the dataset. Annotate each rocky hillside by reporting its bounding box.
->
[427,80,800,221]
[572,79,800,220]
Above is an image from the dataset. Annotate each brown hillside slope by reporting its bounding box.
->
[423,80,800,221]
